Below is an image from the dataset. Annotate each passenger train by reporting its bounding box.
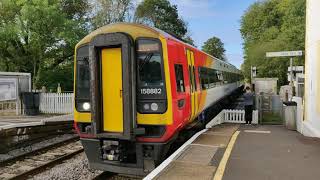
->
[73,23,242,175]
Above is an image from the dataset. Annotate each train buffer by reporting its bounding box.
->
[145,123,320,180]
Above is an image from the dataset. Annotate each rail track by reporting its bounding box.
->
[0,140,83,180]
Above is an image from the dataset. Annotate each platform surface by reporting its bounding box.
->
[156,124,239,180]
[0,114,73,130]
[154,124,320,180]
[224,125,320,180]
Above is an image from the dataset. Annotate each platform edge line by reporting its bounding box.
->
[213,130,240,180]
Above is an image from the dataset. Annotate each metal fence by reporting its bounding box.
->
[39,93,73,114]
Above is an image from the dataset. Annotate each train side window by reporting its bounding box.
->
[199,67,208,90]
[208,69,218,88]
[174,64,185,93]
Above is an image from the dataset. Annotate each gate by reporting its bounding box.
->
[256,94,283,124]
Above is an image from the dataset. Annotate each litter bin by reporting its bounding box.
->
[21,92,40,115]
[283,101,297,130]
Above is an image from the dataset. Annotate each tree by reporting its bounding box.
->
[183,35,196,46]
[201,37,226,60]
[0,0,89,90]
[240,0,305,85]
[91,0,134,29]
[134,0,192,43]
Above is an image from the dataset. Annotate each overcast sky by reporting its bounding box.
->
[167,0,259,68]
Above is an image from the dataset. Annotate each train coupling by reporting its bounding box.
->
[102,140,121,161]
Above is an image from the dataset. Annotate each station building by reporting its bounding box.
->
[303,0,320,137]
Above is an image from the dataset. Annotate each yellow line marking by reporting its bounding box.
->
[213,130,240,180]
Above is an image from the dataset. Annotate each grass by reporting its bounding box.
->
[261,112,283,125]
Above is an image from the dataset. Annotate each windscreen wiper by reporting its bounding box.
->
[139,53,153,71]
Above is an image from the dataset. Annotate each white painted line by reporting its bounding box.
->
[244,130,271,134]
[190,143,218,148]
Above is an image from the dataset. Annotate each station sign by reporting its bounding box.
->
[266,50,303,57]
[0,78,17,101]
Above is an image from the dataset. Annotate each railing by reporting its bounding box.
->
[206,109,259,128]
[223,109,259,124]
[39,93,73,114]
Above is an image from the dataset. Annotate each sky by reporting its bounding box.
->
[168,0,259,68]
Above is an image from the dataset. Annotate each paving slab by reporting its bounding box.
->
[192,134,231,147]
[176,145,218,165]
[156,161,216,180]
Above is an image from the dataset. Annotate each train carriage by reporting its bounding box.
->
[73,23,242,175]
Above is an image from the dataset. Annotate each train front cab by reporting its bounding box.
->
[74,25,175,175]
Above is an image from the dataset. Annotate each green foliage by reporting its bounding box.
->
[240,0,305,86]
[0,0,89,91]
[183,35,196,46]
[0,0,196,91]
[36,62,74,92]
[201,36,226,61]
[91,0,133,29]
[135,0,192,43]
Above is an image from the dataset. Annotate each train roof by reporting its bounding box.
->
[76,23,240,73]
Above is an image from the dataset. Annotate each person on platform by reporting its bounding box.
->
[243,86,254,125]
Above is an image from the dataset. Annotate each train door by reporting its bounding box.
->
[90,33,135,140]
[187,49,198,122]
[101,48,123,133]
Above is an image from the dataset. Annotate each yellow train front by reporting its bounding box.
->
[74,23,242,175]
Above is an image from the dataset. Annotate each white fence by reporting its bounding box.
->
[206,109,259,128]
[224,109,259,124]
[39,93,73,114]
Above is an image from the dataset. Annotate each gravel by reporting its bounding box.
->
[0,134,77,162]
[30,153,102,180]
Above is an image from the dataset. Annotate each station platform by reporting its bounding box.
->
[0,114,73,130]
[224,125,320,180]
[146,124,320,180]
[0,114,74,153]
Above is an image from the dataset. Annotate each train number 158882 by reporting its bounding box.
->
[140,88,162,95]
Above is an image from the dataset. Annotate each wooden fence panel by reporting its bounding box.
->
[39,93,73,114]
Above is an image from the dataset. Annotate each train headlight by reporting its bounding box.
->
[151,103,159,111]
[82,102,91,111]
[138,101,166,113]
[143,103,150,110]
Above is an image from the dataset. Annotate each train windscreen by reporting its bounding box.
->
[75,45,90,112]
[136,38,167,113]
